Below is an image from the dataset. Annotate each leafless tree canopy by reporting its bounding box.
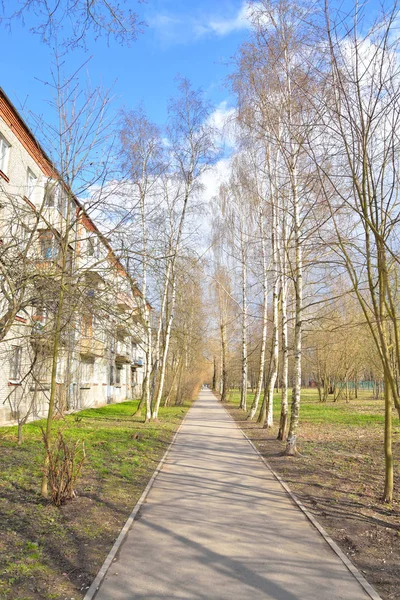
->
[0,0,145,46]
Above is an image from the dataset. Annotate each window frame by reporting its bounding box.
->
[82,313,93,338]
[0,134,11,175]
[39,230,58,261]
[44,179,57,208]
[9,345,22,382]
[26,168,37,201]
[87,236,95,256]
[81,359,94,384]
[116,365,122,385]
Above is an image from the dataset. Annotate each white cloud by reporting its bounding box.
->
[207,2,253,36]
[207,101,238,149]
[148,2,256,45]
[208,101,236,131]
[191,157,233,252]
[200,157,232,204]
[148,13,186,44]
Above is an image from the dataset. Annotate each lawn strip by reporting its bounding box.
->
[0,400,191,600]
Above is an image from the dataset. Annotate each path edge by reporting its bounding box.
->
[83,404,192,600]
[218,396,382,600]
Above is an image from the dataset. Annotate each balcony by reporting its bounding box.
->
[117,292,134,313]
[79,337,105,358]
[117,323,131,338]
[30,319,72,350]
[42,207,64,232]
[132,357,144,368]
[115,341,131,364]
[30,326,53,352]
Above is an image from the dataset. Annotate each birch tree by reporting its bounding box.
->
[165,257,209,405]
[246,0,319,452]
[211,261,237,403]
[35,59,114,497]
[151,78,216,419]
[247,153,269,420]
[309,0,400,500]
[277,186,289,439]
[218,160,255,412]
[119,107,165,421]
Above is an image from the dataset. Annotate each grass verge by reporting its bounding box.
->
[224,389,400,600]
[0,399,191,600]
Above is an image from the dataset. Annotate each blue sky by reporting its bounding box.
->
[0,0,251,129]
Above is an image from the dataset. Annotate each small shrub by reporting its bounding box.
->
[43,430,86,506]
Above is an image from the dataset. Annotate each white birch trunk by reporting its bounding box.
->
[240,233,248,411]
[152,182,191,418]
[264,169,280,428]
[219,335,224,396]
[278,199,289,439]
[143,314,152,421]
[152,270,176,419]
[139,187,153,422]
[220,321,228,401]
[150,257,171,402]
[285,168,302,454]
[249,214,268,419]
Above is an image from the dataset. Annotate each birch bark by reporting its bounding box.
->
[240,231,248,411]
[249,213,268,419]
[285,168,302,455]
[264,194,279,428]
[277,206,289,439]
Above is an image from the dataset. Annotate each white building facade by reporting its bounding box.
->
[0,88,147,426]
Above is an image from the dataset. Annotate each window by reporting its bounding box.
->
[66,246,73,272]
[87,237,101,259]
[39,230,58,260]
[58,188,67,216]
[57,189,74,218]
[9,346,22,381]
[0,134,11,174]
[87,237,94,256]
[34,306,46,321]
[44,180,57,207]
[110,365,114,386]
[82,313,93,338]
[81,359,94,383]
[21,224,30,242]
[33,306,46,330]
[116,365,122,385]
[11,221,30,244]
[94,238,101,259]
[56,357,64,381]
[26,168,37,200]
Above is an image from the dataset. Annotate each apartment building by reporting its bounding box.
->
[0,88,147,426]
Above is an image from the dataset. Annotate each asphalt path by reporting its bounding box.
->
[94,390,375,600]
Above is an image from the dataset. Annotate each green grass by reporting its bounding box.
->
[1,399,189,483]
[226,388,391,427]
[0,398,191,600]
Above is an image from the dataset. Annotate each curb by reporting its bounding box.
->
[220,399,382,600]
[83,406,192,600]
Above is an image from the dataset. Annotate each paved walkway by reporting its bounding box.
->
[94,390,373,600]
